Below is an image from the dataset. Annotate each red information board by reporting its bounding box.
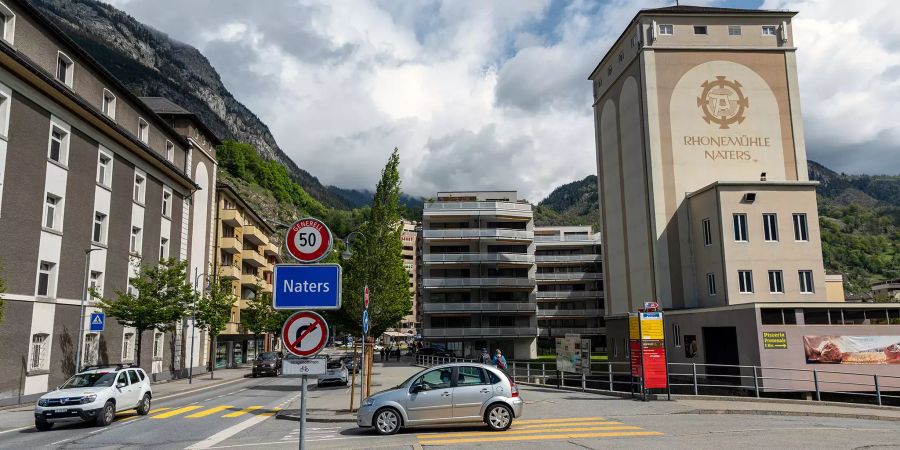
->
[641,341,668,389]
[630,340,642,376]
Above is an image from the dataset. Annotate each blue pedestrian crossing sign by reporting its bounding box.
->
[89,312,105,332]
[362,309,369,335]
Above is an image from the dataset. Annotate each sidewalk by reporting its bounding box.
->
[673,396,900,422]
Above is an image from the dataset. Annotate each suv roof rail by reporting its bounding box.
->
[82,363,138,371]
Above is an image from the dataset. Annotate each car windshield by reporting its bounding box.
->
[258,352,277,361]
[327,362,342,369]
[59,372,117,389]
[398,367,429,388]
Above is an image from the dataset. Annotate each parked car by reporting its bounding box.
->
[34,364,152,431]
[318,360,349,386]
[416,347,455,357]
[357,363,522,435]
[341,356,360,374]
[252,352,282,377]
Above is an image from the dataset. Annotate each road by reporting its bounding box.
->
[0,361,898,449]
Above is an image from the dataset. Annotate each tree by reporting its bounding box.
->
[333,148,412,337]
[195,274,236,375]
[97,258,192,367]
[242,290,288,352]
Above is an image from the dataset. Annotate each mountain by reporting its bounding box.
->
[30,0,349,209]
[538,162,900,294]
[328,186,425,218]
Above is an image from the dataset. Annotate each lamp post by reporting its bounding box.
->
[75,248,102,374]
[189,269,209,384]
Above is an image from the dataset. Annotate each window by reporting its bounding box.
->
[763,213,778,242]
[44,194,61,230]
[116,371,129,387]
[799,270,814,293]
[768,270,784,293]
[707,273,717,296]
[93,212,107,244]
[138,118,149,143]
[165,140,175,162]
[159,237,169,260]
[672,323,682,347]
[153,333,164,359]
[130,226,142,254]
[659,24,673,35]
[0,2,16,45]
[702,218,712,246]
[89,271,103,295]
[762,25,777,36]
[37,261,55,297]
[48,125,69,165]
[122,332,135,361]
[56,51,73,87]
[792,213,808,241]
[630,34,637,47]
[83,333,99,366]
[96,151,112,187]
[693,25,708,35]
[29,333,49,371]
[457,366,487,385]
[161,188,172,217]
[127,369,140,385]
[738,270,753,294]
[618,51,624,62]
[607,66,612,76]
[413,368,453,390]
[101,89,116,118]
[732,214,748,242]
[0,83,10,138]
[133,172,146,203]
[728,25,742,36]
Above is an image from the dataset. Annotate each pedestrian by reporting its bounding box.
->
[380,347,385,362]
[480,348,491,365]
[492,349,507,372]
[396,347,401,361]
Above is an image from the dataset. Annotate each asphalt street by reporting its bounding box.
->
[0,362,898,449]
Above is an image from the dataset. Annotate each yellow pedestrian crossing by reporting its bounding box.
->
[152,405,203,419]
[221,406,263,418]
[184,405,233,418]
[417,416,663,446]
[107,404,282,421]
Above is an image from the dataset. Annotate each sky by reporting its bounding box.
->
[104,0,900,201]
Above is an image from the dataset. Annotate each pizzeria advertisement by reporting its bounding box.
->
[803,336,900,364]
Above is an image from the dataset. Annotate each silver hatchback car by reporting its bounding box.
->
[357,363,523,435]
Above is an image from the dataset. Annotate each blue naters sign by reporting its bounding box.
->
[272,264,342,310]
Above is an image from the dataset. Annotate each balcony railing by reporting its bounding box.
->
[240,273,260,286]
[243,249,267,267]
[534,234,601,243]
[220,209,242,227]
[423,277,536,288]
[536,272,603,281]
[536,309,603,317]
[218,264,240,280]
[424,201,532,214]
[535,255,602,263]
[219,236,241,254]
[423,302,536,313]
[422,327,537,338]
[537,327,606,335]
[424,253,534,264]
[536,291,604,299]
[243,225,268,245]
[423,229,533,240]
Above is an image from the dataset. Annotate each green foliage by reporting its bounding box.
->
[819,203,900,293]
[332,149,412,337]
[195,274,236,339]
[243,290,291,337]
[534,175,601,229]
[97,258,193,367]
[217,140,326,217]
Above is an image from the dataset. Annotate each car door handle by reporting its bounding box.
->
[480,389,491,394]
[441,392,451,397]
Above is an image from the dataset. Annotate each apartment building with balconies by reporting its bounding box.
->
[534,226,605,354]
[422,191,538,359]
[212,183,280,368]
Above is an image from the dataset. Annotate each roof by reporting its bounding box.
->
[685,180,819,199]
[587,4,797,80]
[216,182,276,235]
[141,96,223,146]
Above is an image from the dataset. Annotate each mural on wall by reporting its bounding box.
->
[804,336,900,364]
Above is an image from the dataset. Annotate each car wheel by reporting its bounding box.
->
[136,394,151,415]
[251,372,257,378]
[373,407,401,435]
[95,401,115,427]
[35,418,52,431]
[485,403,513,431]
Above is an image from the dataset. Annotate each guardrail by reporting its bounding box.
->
[414,355,900,406]
[423,253,534,263]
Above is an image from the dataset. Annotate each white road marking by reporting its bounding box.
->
[184,413,273,449]
[204,435,370,449]
[0,425,33,435]
[155,377,248,402]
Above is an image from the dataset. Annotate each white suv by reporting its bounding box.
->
[34,364,152,431]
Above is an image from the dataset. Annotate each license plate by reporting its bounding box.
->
[49,409,64,414]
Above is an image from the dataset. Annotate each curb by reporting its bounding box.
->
[680,408,900,423]
[276,413,356,423]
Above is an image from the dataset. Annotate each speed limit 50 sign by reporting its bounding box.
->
[285,217,333,263]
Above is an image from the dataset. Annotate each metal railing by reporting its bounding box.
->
[420,327,537,338]
[422,302,536,312]
[534,234,601,243]
[414,356,900,406]
[423,229,534,240]
[535,272,603,281]
[535,255,602,263]
[536,290,604,299]
[424,253,534,264]
[423,277,536,288]
[536,308,603,317]
[424,202,532,213]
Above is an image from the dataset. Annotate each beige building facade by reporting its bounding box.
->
[400,220,419,332]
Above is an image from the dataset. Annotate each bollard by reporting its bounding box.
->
[608,362,613,391]
[753,366,760,398]
[557,370,561,390]
[692,363,698,395]
[512,361,517,381]
[527,363,531,383]
[813,370,821,401]
[582,372,586,392]
[542,363,546,383]
[875,374,882,406]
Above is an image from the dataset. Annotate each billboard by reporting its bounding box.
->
[803,336,900,365]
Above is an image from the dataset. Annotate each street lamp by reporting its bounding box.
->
[339,228,370,411]
[75,248,102,374]
[189,269,209,384]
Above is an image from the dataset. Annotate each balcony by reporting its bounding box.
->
[263,242,280,257]
[423,277,535,288]
[535,254,602,263]
[241,273,261,287]
[424,201,532,217]
[218,236,241,254]
[243,225,268,246]
[538,327,606,336]
[536,272,603,281]
[537,309,603,318]
[534,234,601,244]
[423,229,533,241]
[217,264,241,280]
[536,290,604,300]
[220,209,243,227]
[423,253,534,264]
[422,327,537,338]
[422,302,536,313]
[243,249,267,267]
[261,278,273,293]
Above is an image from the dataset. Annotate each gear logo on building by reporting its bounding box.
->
[697,76,749,129]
